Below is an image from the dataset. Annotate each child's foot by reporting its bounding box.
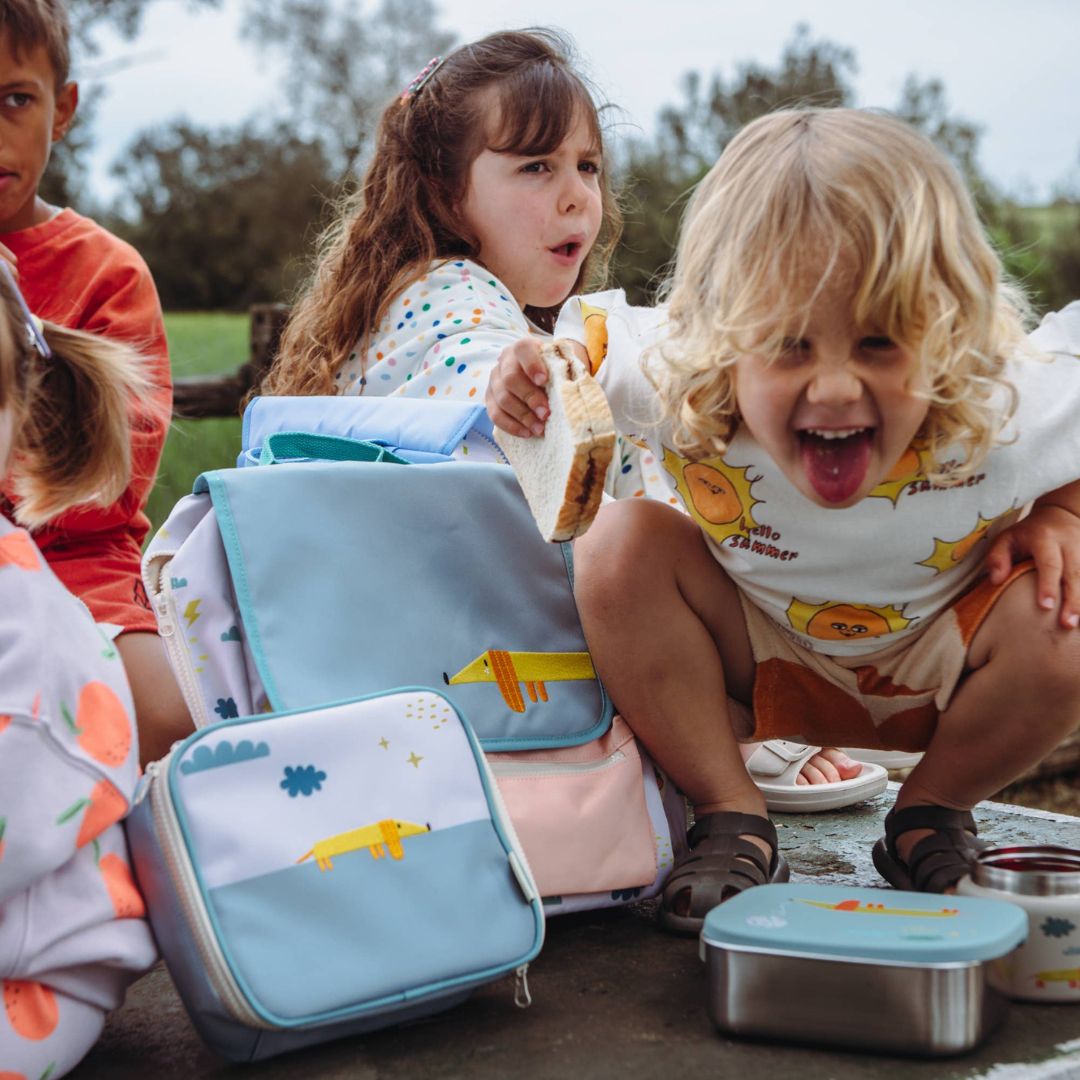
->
[745,741,888,812]
[872,804,990,892]
[659,811,789,935]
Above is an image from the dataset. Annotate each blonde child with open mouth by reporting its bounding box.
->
[487,107,1080,933]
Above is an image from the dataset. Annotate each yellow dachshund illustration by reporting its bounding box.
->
[1033,967,1080,989]
[297,818,430,871]
[444,649,596,712]
[798,898,959,917]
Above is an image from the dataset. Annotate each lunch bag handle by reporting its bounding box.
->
[257,431,411,467]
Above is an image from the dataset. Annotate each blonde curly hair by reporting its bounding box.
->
[656,107,1031,482]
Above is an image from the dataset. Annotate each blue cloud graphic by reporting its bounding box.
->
[180,738,270,775]
[170,576,188,589]
[214,697,239,719]
[220,626,242,642]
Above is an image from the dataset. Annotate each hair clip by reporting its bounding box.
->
[400,55,444,102]
[0,262,50,359]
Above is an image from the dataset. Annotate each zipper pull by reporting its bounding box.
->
[513,964,532,1009]
[133,760,161,805]
[155,595,175,638]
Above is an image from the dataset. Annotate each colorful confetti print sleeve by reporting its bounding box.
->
[335,259,532,402]
[0,521,156,1079]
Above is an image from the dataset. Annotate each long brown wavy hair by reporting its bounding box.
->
[262,27,622,397]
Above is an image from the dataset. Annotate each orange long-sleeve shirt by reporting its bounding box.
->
[0,209,172,632]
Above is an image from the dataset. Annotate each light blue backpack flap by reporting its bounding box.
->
[240,396,495,466]
[197,459,613,750]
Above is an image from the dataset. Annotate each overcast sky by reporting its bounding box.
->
[85,0,1080,205]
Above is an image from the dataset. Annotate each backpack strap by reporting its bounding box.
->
[257,431,410,467]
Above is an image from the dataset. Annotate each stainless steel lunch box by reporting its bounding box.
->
[700,882,1028,1056]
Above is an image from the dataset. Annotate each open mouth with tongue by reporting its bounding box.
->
[798,427,874,503]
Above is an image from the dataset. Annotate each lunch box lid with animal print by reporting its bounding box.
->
[702,883,1027,964]
[127,687,544,1063]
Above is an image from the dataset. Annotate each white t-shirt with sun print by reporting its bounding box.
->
[556,293,1080,657]
[335,258,671,497]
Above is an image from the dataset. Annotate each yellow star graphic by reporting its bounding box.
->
[407,752,423,768]
[378,737,389,750]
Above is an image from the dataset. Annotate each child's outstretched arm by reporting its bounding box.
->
[486,337,597,436]
[488,338,565,436]
[985,478,1080,629]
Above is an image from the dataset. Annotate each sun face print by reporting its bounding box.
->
[918,514,999,574]
[664,449,761,544]
[580,301,608,375]
[869,439,935,505]
[787,598,913,642]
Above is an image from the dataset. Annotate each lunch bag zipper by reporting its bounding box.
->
[142,756,270,1028]
[147,563,210,729]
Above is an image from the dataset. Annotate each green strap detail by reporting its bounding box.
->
[258,431,410,466]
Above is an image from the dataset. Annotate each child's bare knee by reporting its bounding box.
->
[574,500,692,599]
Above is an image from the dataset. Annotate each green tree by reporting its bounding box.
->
[41,0,220,207]
[614,26,857,305]
[110,121,333,309]
[611,27,1005,308]
[240,0,454,178]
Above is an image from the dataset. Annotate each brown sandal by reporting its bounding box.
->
[872,804,990,893]
[659,811,789,936]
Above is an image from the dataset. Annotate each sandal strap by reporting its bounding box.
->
[689,811,779,862]
[885,804,977,843]
[663,816,779,923]
[907,833,979,892]
[884,804,980,893]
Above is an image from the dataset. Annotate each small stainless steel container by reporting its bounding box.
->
[956,846,1080,1002]
[701,883,1027,1056]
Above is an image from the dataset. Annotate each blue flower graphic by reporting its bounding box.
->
[281,765,327,797]
[214,697,239,719]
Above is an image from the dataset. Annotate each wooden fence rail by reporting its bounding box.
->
[171,303,290,419]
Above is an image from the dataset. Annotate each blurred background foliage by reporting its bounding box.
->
[51,1,1080,319]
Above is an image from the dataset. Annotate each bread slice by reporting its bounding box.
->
[495,340,615,543]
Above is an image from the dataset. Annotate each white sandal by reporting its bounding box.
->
[745,739,888,813]
[842,747,924,770]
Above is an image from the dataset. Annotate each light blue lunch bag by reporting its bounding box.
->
[127,687,544,1062]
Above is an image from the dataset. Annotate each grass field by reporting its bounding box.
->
[147,311,248,533]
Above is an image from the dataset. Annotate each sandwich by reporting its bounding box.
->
[495,340,615,543]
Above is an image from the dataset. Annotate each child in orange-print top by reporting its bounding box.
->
[0,266,158,1078]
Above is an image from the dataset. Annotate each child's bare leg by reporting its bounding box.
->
[892,573,1080,869]
[573,499,764,822]
[115,631,195,766]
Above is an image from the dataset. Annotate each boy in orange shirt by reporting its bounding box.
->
[0,0,189,762]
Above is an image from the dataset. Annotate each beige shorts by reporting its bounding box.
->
[741,563,1034,751]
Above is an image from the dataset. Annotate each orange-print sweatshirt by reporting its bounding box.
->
[0,209,172,633]
[0,520,156,1028]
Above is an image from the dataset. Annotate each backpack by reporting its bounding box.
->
[144,396,686,912]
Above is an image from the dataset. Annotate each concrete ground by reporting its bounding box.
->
[78,785,1080,1080]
